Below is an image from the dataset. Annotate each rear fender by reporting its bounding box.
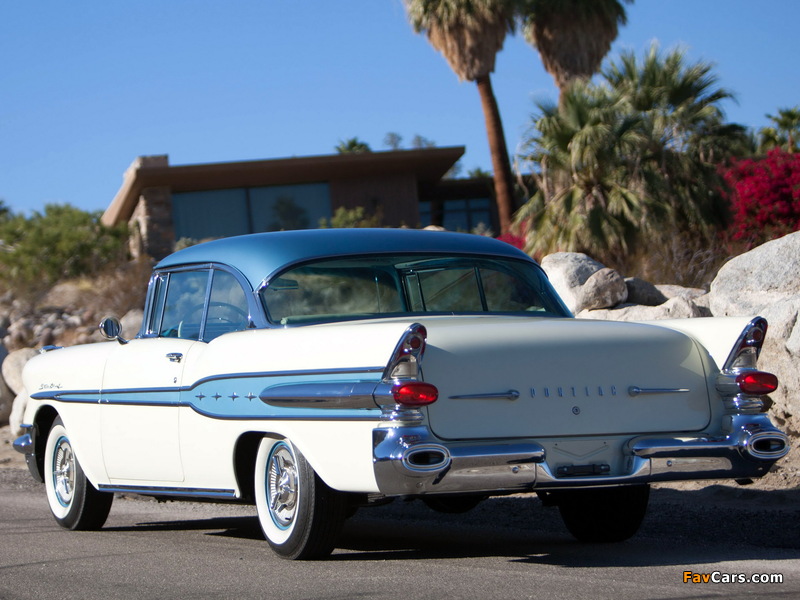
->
[638,316,760,372]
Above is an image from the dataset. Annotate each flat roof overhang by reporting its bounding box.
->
[102,146,465,226]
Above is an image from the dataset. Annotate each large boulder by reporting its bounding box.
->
[709,231,800,317]
[625,277,668,306]
[121,308,144,338]
[577,296,707,321]
[655,284,707,302]
[579,268,627,311]
[707,231,800,451]
[540,252,605,314]
[9,391,28,437]
[1,347,38,396]
[0,342,12,425]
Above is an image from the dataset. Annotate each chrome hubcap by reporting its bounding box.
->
[53,437,75,507]
[267,444,298,529]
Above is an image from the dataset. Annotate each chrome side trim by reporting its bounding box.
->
[187,404,381,421]
[188,366,384,390]
[30,390,100,402]
[98,484,237,499]
[628,387,690,397]
[449,390,520,401]
[259,381,379,409]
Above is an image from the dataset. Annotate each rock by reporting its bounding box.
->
[38,328,55,347]
[120,309,144,339]
[6,319,33,350]
[625,277,668,306]
[0,343,12,426]
[0,348,38,396]
[0,313,9,338]
[655,284,707,301]
[579,268,627,310]
[9,391,27,437]
[40,281,88,311]
[709,231,800,317]
[693,293,711,312]
[540,252,605,314]
[577,296,707,321]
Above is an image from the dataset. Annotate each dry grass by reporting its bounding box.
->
[609,232,748,289]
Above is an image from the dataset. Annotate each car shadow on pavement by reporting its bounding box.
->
[101,487,800,564]
[332,489,800,564]
[104,515,265,541]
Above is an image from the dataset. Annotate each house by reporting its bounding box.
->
[101,147,498,260]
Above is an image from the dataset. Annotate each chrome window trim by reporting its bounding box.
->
[257,253,570,327]
[141,262,268,339]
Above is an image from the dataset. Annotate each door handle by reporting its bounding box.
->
[166,352,183,363]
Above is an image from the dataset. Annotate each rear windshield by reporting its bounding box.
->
[259,255,569,325]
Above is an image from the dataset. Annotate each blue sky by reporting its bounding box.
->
[2,1,798,215]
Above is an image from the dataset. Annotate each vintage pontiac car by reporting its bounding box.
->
[14,229,789,559]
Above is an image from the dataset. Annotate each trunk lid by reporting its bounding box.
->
[420,317,711,440]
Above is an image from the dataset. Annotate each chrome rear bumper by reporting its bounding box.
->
[372,414,789,496]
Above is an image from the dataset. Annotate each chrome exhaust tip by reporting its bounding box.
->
[741,431,790,460]
[403,445,450,472]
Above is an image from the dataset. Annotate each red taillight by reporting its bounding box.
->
[392,382,439,407]
[736,371,778,395]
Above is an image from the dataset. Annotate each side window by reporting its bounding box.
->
[480,267,545,312]
[417,268,483,311]
[205,270,250,341]
[159,270,210,340]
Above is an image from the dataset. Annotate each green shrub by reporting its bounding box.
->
[0,204,128,297]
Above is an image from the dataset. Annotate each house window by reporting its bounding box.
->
[171,183,331,241]
[419,198,492,232]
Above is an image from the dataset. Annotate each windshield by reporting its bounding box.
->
[259,254,570,325]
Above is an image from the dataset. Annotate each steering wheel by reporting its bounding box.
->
[177,301,249,338]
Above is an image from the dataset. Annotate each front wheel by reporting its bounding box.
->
[555,484,650,543]
[254,437,346,560]
[44,417,113,530]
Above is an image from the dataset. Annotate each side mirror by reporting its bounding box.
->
[99,317,128,344]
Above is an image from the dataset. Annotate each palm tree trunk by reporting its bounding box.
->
[476,74,515,235]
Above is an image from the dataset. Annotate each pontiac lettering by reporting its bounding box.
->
[530,385,618,398]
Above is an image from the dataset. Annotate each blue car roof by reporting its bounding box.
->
[155,229,533,289]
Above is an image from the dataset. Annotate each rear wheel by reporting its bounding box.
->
[254,437,346,560]
[555,485,650,543]
[44,417,113,530]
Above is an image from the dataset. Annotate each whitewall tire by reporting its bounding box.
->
[44,417,113,530]
[254,437,346,560]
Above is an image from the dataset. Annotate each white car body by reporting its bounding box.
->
[15,229,789,559]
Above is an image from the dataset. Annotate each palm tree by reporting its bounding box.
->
[404,0,517,235]
[516,44,746,270]
[516,82,646,260]
[603,44,745,233]
[760,106,800,153]
[519,0,632,100]
[335,137,372,154]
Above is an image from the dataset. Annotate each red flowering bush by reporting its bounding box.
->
[497,231,526,250]
[722,149,800,247]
